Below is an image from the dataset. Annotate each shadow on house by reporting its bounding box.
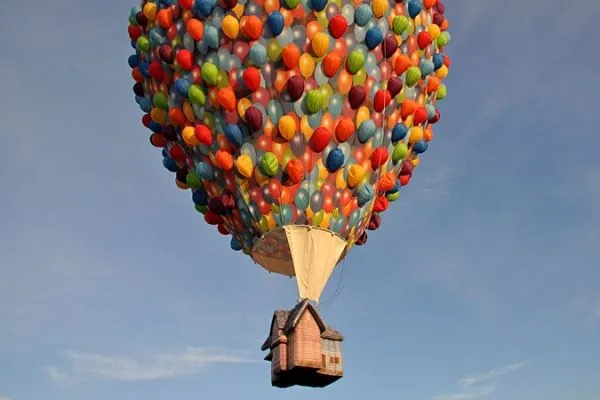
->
[261,299,344,388]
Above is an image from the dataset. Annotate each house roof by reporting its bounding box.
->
[261,299,344,350]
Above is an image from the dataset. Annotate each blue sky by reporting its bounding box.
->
[1,0,599,399]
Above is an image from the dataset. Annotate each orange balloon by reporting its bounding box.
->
[186,19,204,40]
[282,44,300,69]
[306,21,323,40]
[218,87,237,111]
[322,53,342,78]
[264,0,280,13]
[321,113,335,132]
[424,126,433,142]
[337,70,352,95]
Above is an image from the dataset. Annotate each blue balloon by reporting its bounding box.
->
[365,28,383,50]
[326,148,345,172]
[192,189,208,206]
[224,124,244,148]
[311,0,327,11]
[128,54,139,68]
[432,53,444,70]
[196,0,216,17]
[138,60,150,77]
[230,238,243,251]
[163,157,178,172]
[267,11,285,36]
[196,162,215,180]
[413,140,428,154]
[391,123,408,143]
[407,0,422,18]
[139,97,152,112]
[176,79,191,97]
[149,121,163,133]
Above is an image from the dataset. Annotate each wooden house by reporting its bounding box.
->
[261,299,344,388]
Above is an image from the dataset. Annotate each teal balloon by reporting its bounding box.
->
[349,209,361,227]
[354,4,372,27]
[295,188,310,210]
[332,216,346,233]
[267,100,284,123]
[358,120,376,143]
[278,205,293,225]
[249,44,267,67]
[328,93,344,117]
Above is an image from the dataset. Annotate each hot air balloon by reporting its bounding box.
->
[127,0,451,388]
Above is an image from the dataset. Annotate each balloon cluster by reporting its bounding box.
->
[127,0,451,254]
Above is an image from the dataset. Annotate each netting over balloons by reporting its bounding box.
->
[127,0,450,259]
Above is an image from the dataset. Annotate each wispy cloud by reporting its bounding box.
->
[434,362,529,400]
[45,347,256,383]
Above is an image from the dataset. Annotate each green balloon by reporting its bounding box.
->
[346,50,365,75]
[186,172,203,189]
[136,36,150,53]
[437,32,450,47]
[405,67,422,87]
[202,63,219,86]
[313,210,325,225]
[152,93,169,110]
[305,89,324,114]
[267,40,283,62]
[261,152,279,177]
[195,204,208,214]
[188,85,206,105]
[129,15,138,25]
[387,191,400,202]
[284,0,300,9]
[392,142,408,162]
[392,16,409,34]
[437,84,448,100]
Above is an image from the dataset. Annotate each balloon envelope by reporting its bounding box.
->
[128,0,451,302]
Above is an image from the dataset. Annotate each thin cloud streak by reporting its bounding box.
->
[45,347,256,383]
[434,362,528,400]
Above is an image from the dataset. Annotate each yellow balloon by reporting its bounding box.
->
[182,126,200,146]
[312,32,329,57]
[414,14,422,27]
[428,24,441,39]
[232,3,245,18]
[143,3,157,20]
[306,208,314,220]
[347,164,365,187]
[320,212,331,229]
[335,170,347,189]
[316,176,326,190]
[411,155,420,167]
[371,0,387,18]
[301,115,313,139]
[151,107,166,124]
[236,154,254,178]
[222,15,240,39]
[299,53,316,78]
[436,65,449,79]
[356,106,370,128]
[320,84,333,106]
[237,98,252,119]
[278,115,296,141]
[317,160,328,179]
[408,126,424,144]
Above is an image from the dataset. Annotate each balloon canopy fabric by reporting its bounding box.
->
[128,0,451,303]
